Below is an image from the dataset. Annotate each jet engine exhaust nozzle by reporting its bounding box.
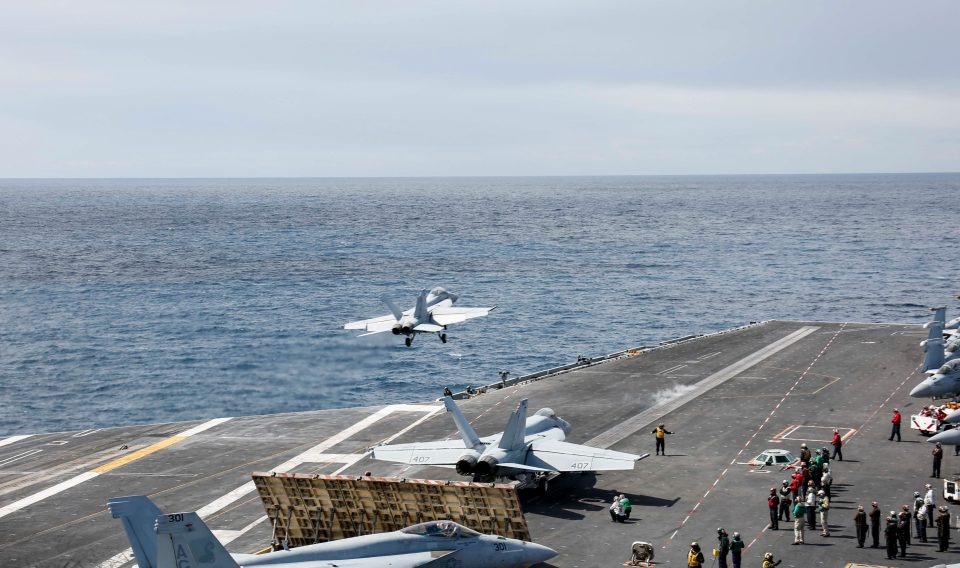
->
[474,456,498,479]
[455,453,479,475]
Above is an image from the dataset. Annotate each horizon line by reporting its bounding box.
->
[1,171,958,181]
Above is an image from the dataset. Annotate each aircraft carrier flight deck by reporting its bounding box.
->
[1,320,954,567]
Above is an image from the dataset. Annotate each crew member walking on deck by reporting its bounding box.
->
[768,488,780,530]
[932,442,943,478]
[831,429,843,460]
[854,505,867,547]
[870,502,882,548]
[890,409,902,441]
[778,481,792,522]
[652,424,673,456]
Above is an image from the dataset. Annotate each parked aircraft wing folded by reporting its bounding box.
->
[371,440,467,466]
[430,306,495,326]
[525,439,642,472]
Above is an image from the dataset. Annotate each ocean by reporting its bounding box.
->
[1,174,958,436]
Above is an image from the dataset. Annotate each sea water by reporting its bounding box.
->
[1,174,958,435]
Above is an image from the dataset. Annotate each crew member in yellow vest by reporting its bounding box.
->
[687,542,704,567]
[652,424,674,456]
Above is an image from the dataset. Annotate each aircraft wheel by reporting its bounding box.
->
[537,476,548,494]
[440,333,447,344]
[405,337,413,347]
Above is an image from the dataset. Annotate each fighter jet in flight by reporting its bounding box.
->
[372,396,645,488]
[344,287,494,347]
[109,496,556,568]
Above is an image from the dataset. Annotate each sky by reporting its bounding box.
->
[1,1,958,177]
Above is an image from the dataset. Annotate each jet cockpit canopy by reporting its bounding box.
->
[401,521,480,539]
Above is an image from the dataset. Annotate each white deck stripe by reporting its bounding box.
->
[98,404,440,568]
[585,326,819,449]
[0,435,31,448]
[0,418,231,520]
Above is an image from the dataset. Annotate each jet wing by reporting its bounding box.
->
[525,439,642,472]
[344,314,396,331]
[233,550,456,568]
[371,440,469,466]
[429,306,495,327]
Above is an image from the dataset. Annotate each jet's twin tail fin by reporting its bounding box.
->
[414,289,430,321]
[444,396,482,449]
[931,307,947,325]
[381,294,405,321]
[498,399,528,450]
[156,512,240,568]
[108,496,163,568]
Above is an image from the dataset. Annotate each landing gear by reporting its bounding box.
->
[405,336,413,347]
[439,333,448,344]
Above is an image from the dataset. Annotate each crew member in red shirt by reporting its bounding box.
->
[831,428,843,461]
[889,409,901,442]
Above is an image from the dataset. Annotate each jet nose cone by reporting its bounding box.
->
[929,429,960,446]
[910,381,934,398]
[523,542,558,565]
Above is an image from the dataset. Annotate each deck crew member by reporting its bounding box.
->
[885,516,899,559]
[870,502,882,547]
[687,542,704,568]
[817,490,830,537]
[778,481,792,521]
[730,533,744,568]
[932,442,943,478]
[890,408,902,441]
[652,424,673,456]
[799,443,811,464]
[792,497,805,545]
[936,505,950,552]
[805,487,817,530]
[831,429,843,460]
[768,488,780,530]
[854,505,867,547]
[761,552,781,568]
[925,484,936,525]
[896,508,909,556]
[914,491,926,542]
[899,505,912,545]
[716,527,730,568]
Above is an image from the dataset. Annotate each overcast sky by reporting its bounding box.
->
[2,1,958,177]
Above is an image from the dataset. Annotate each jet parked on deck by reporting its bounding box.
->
[372,396,645,489]
[109,496,556,568]
[344,287,494,347]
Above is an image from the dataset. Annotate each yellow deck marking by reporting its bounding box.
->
[91,435,187,473]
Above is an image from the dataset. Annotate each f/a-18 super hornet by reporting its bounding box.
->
[911,307,960,399]
[372,396,645,489]
[109,496,556,568]
[344,287,494,347]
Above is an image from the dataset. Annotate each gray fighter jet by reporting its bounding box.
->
[372,396,644,486]
[109,496,556,568]
[911,308,960,399]
[344,287,494,347]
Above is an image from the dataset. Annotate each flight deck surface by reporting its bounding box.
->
[1,320,954,567]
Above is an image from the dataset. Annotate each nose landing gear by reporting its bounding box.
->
[439,333,448,344]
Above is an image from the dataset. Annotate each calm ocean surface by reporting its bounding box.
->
[1,174,958,436]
